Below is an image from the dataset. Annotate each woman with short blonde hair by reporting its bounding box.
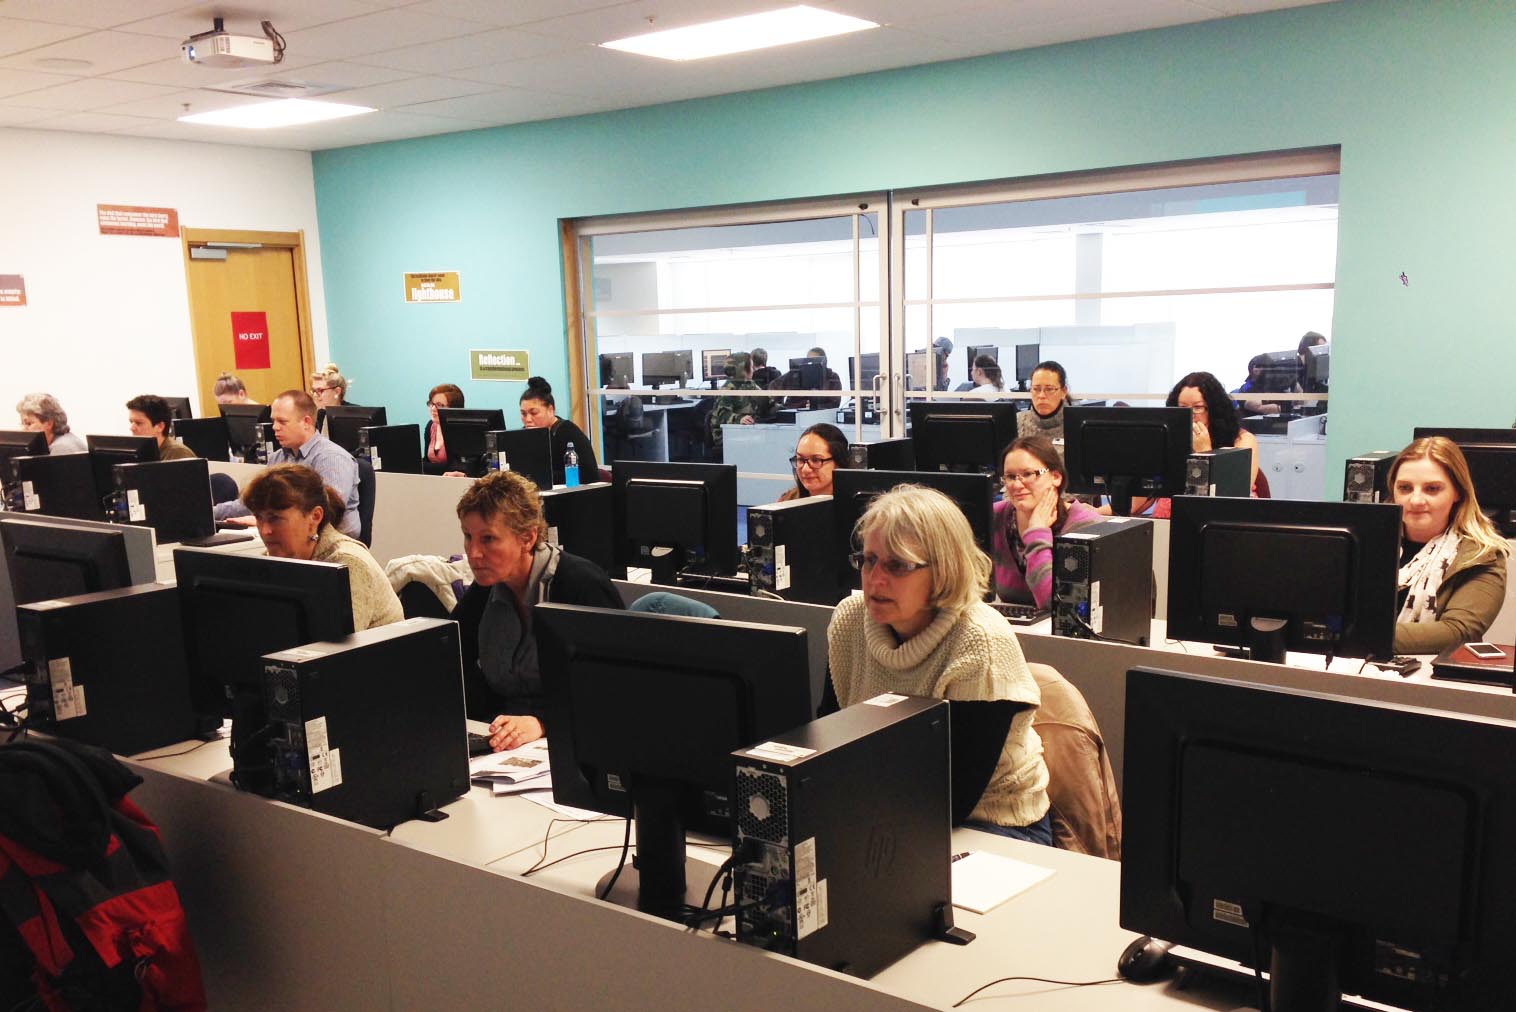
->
[827,484,1052,844]
[310,363,351,409]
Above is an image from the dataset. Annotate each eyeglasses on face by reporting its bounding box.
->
[789,455,834,470]
[1029,385,1063,396]
[1002,468,1050,485]
[849,552,930,577]
[427,400,449,409]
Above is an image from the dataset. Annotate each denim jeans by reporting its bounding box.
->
[965,811,1054,847]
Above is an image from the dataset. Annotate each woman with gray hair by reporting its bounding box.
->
[826,484,1052,844]
[16,393,85,453]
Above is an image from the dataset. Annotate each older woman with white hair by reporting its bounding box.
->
[826,484,1052,844]
[16,393,86,454]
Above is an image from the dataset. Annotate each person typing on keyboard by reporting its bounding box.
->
[992,436,1102,610]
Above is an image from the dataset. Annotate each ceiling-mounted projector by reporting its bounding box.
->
[182,18,281,69]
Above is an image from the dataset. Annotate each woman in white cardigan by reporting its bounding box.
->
[826,484,1052,844]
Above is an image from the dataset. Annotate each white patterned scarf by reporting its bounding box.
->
[1396,528,1462,625]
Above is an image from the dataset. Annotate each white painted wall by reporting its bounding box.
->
[0,127,326,439]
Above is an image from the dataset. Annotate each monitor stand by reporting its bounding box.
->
[1246,616,1289,665]
[595,780,726,925]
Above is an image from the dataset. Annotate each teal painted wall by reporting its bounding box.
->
[314,0,1516,488]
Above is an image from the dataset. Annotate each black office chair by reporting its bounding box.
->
[356,457,376,547]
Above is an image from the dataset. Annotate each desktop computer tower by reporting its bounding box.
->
[542,482,614,574]
[847,438,915,471]
[242,422,277,464]
[259,618,468,830]
[17,583,199,756]
[1183,446,1251,498]
[109,458,215,543]
[732,695,952,978]
[1053,518,1152,647]
[357,423,422,474]
[1343,450,1397,504]
[747,495,837,605]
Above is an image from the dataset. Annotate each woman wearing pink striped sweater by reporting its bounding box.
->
[992,436,1101,608]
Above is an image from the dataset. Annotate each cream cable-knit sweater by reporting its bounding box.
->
[827,594,1050,828]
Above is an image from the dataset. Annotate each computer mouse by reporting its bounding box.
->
[1117,934,1176,983]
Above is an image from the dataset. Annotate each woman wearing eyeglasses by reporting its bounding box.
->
[423,382,465,475]
[827,485,1052,844]
[1015,361,1071,445]
[779,422,851,501]
[993,436,1102,609]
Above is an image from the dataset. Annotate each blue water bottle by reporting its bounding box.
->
[563,441,580,487]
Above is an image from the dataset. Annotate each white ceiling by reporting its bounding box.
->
[0,0,1332,151]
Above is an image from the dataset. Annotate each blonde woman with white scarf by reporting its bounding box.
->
[1390,436,1509,654]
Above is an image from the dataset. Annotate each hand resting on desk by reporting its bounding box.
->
[488,714,544,752]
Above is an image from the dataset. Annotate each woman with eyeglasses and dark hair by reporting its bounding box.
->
[993,436,1102,609]
[779,422,851,501]
[825,484,1052,844]
[423,383,465,475]
[1015,361,1071,446]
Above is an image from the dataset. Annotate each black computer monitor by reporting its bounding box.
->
[171,417,230,461]
[220,403,271,458]
[490,428,553,490]
[905,350,930,391]
[599,352,634,388]
[1252,349,1302,393]
[13,452,103,521]
[849,352,880,394]
[0,518,133,604]
[611,461,738,584]
[641,350,693,388]
[1166,496,1400,664]
[1302,342,1329,389]
[700,348,730,385]
[109,459,215,544]
[357,423,422,474]
[1015,344,1041,389]
[173,548,354,785]
[1122,665,1516,1012]
[907,401,1018,475]
[830,469,995,600]
[437,407,507,469]
[160,396,194,421]
[1412,428,1516,537]
[786,358,825,390]
[0,430,47,496]
[965,344,998,378]
[324,405,388,455]
[1063,406,1192,516]
[536,603,812,921]
[85,435,157,496]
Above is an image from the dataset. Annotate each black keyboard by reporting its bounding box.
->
[990,601,1048,625]
[467,732,494,757]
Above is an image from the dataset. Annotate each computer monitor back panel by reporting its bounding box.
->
[19,583,199,756]
[1121,666,1516,1012]
[109,458,214,543]
[1063,406,1192,503]
[907,401,1017,475]
[0,430,48,495]
[541,482,614,574]
[437,408,507,464]
[262,618,468,829]
[171,417,231,462]
[357,424,422,474]
[734,696,951,978]
[487,427,553,489]
[611,461,739,578]
[323,405,388,454]
[14,452,104,521]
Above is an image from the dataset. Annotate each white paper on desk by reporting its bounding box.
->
[520,789,608,821]
[468,738,550,780]
[951,851,1055,914]
[490,775,552,796]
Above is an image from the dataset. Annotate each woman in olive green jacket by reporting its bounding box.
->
[1390,436,1509,655]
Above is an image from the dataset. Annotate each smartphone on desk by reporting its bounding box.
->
[1465,642,1508,660]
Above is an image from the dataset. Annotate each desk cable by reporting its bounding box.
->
[1065,612,1144,647]
[952,974,1123,1006]
[519,816,627,879]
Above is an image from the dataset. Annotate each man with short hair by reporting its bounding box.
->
[768,346,842,410]
[213,390,361,537]
[126,394,196,461]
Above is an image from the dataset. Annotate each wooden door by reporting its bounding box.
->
[182,229,315,412]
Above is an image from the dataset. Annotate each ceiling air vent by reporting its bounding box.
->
[212,79,342,100]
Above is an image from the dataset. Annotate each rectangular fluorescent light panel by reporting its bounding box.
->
[601,4,878,61]
[178,99,375,129]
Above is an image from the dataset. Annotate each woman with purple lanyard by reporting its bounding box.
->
[992,435,1102,608]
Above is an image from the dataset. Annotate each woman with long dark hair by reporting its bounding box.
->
[992,435,1102,608]
[779,422,851,501]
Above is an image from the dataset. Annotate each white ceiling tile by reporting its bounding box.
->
[278,9,487,60]
[405,0,629,29]
[333,75,496,109]
[450,46,695,98]
[117,1,391,40]
[397,87,606,123]
[0,103,54,125]
[255,60,417,90]
[356,27,582,73]
[28,110,161,132]
[4,77,180,111]
[0,30,180,76]
[0,67,77,99]
[0,17,88,58]
[0,1,196,30]
[816,0,993,29]
[96,87,273,121]
[103,53,328,89]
